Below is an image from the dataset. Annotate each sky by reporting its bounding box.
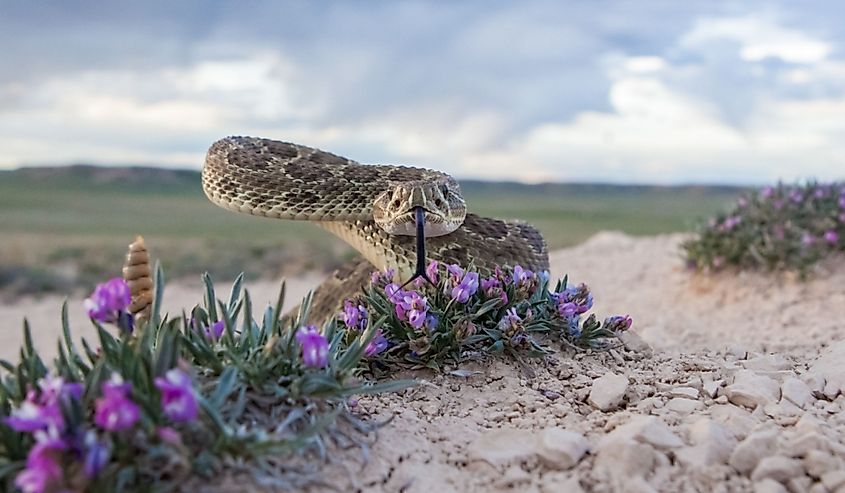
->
[0,1,843,184]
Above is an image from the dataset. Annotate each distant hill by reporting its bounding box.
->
[1,165,746,196]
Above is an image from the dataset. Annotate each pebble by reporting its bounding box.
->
[781,377,815,409]
[703,379,723,398]
[670,386,700,400]
[725,370,781,409]
[536,428,589,470]
[743,354,792,372]
[753,479,788,493]
[687,418,737,465]
[821,470,845,491]
[595,440,656,478]
[466,428,537,468]
[601,416,683,451]
[804,450,842,479]
[750,456,803,483]
[665,397,703,415]
[809,340,845,399]
[729,428,780,474]
[588,372,629,411]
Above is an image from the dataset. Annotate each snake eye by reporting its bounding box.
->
[392,199,401,209]
[434,198,444,208]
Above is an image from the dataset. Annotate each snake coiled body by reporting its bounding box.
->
[202,136,549,322]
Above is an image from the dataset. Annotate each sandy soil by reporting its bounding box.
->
[3,233,845,492]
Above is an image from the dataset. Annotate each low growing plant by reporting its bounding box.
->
[684,182,845,274]
[0,267,404,493]
[338,262,633,369]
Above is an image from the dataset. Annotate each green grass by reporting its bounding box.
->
[0,165,743,294]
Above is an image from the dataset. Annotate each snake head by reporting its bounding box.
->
[372,178,467,237]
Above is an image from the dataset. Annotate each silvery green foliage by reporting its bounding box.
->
[0,265,407,492]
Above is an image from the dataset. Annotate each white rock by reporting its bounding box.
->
[788,432,831,458]
[727,343,748,360]
[781,377,815,409]
[594,440,655,478]
[821,470,845,491]
[743,354,792,372]
[670,386,700,400]
[710,404,759,440]
[601,415,683,451]
[729,428,780,474]
[753,479,788,493]
[467,428,536,468]
[588,372,629,411]
[725,370,781,409]
[665,397,703,415]
[618,330,652,354]
[703,379,723,398]
[536,428,589,470]
[750,456,803,483]
[808,340,845,399]
[687,418,737,465]
[804,450,842,479]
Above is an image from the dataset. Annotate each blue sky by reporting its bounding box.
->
[1,1,843,184]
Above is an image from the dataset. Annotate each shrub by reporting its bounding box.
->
[684,182,845,274]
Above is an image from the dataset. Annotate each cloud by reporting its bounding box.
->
[0,2,843,184]
[681,14,833,63]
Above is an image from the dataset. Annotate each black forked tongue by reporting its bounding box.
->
[401,206,434,288]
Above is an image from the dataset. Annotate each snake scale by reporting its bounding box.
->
[202,136,549,322]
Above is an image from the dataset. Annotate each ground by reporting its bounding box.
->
[3,232,844,492]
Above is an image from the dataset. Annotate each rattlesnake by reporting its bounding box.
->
[202,136,549,322]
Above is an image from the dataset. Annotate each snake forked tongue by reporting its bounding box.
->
[402,206,434,287]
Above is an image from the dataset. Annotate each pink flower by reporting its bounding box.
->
[364,329,389,357]
[94,374,140,431]
[296,325,329,368]
[15,428,67,493]
[395,291,428,330]
[451,272,479,303]
[84,278,131,323]
[155,368,198,423]
[425,261,440,284]
[824,230,839,245]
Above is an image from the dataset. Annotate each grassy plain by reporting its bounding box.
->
[0,166,743,295]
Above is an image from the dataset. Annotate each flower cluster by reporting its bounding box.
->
[84,277,134,332]
[684,182,845,274]
[343,262,631,365]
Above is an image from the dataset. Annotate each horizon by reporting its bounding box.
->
[1,1,844,184]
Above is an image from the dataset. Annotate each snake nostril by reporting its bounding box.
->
[392,199,401,209]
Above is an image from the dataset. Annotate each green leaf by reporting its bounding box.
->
[209,367,239,409]
[150,261,165,329]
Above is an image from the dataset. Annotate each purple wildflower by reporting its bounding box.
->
[451,272,479,303]
[384,283,405,304]
[395,291,428,330]
[497,307,523,336]
[364,329,389,357]
[342,299,368,330]
[839,195,845,210]
[16,428,67,493]
[761,186,774,199]
[424,313,439,331]
[802,233,816,247]
[824,230,839,245]
[425,261,440,284]
[512,265,533,286]
[203,320,225,340]
[84,278,131,323]
[370,268,396,288]
[156,426,183,446]
[481,277,508,304]
[154,368,198,423]
[604,315,633,332]
[738,197,748,208]
[5,376,81,433]
[840,212,845,223]
[296,325,329,368]
[789,189,803,204]
[94,374,140,432]
[554,284,593,318]
[82,431,111,478]
[723,216,741,231]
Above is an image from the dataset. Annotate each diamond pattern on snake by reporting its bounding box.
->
[202,136,549,323]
